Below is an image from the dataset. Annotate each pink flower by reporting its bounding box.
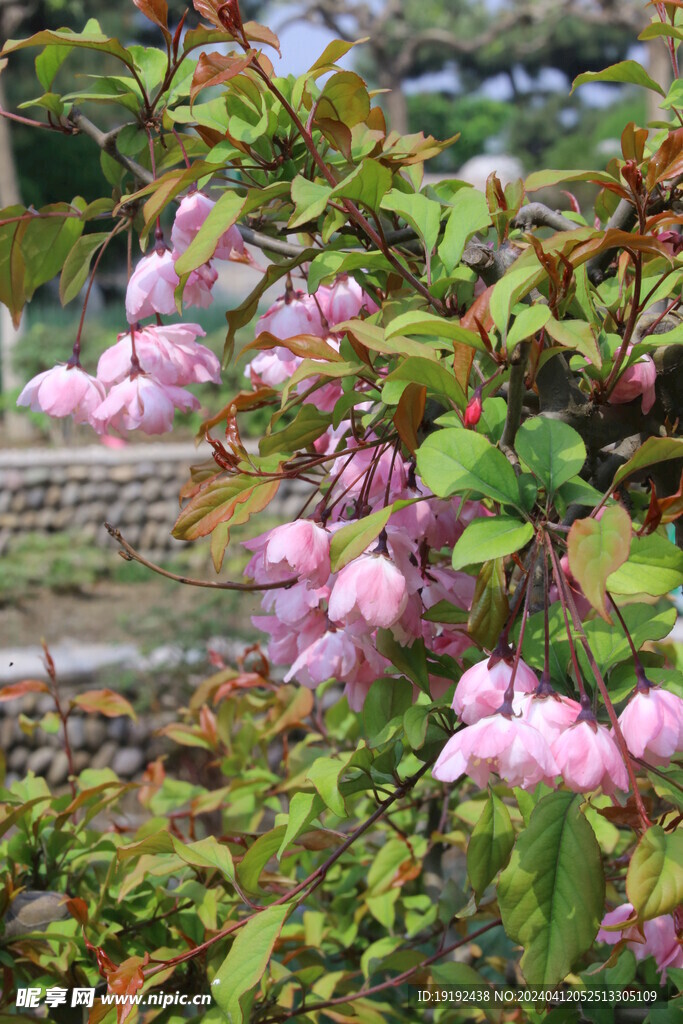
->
[514,692,581,744]
[17,363,105,427]
[183,261,217,309]
[316,274,378,325]
[617,686,683,766]
[609,348,656,414]
[433,715,559,790]
[597,904,683,982]
[551,719,629,795]
[596,902,638,945]
[452,657,538,725]
[263,520,331,588]
[97,325,220,387]
[328,553,408,629]
[256,291,325,339]
[284,629,359,688]
[245,348,302,388]
[125,249,179,322]
[91,375,199,434]
[171,192,248,262]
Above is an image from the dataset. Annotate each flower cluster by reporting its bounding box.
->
[17,191,248,435]
[433,657,683,795]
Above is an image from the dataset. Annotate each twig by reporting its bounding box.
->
[512,203,578,233]
[104,523,296,592]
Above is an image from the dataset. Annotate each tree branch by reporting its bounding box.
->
[512,202,578,233]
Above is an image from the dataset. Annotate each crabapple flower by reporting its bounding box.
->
[97,325,220,387]
[262,520,331,588]
[452,657,538,725]
[597,903,683,982]
[617,685,683,766]
[183,261,218,309]
[125,249,179,321]
[328,553,408,630]
[596,902,638,945]
[256,291,325,339]
[551,719,628,795]
[17,363,105,427]
[464,388,483,428]
[608,348,656,414]
[433,714,559,790]
[514,692,581,744]
[284,629,359,688]
[317,274,378,324]
[171,191,248,261]
[91,375,199,434]
[245,348,302,388]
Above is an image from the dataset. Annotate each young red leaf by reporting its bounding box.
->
[567,505,632,621]
[71,689,137,720]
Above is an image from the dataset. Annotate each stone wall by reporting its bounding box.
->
[0,443,212,559]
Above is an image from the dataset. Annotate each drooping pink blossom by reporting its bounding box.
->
[597,903,683,982]
[608,348,657,414]
[91,375,199,434]
[617,685,683,766]
[551,719,629,795]
[514,692,582,745]
[261,581,330,627]
[262,520,331,589]
[256,291,326,339]
[316,274,378,325]
[452,657,538,725]
[328,553,408,630]
[97,325,220,387]
[284,628,359,688]
[17,363,105,427]
[183,261,218,309]
[433,714,559,790]
[245,348,302,388]
[125,249,180,322]
[171,191,248,261]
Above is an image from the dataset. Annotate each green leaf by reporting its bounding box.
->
[452,516,534,570]
[174,190,246,275]
[306,250,395,292]
[211,904,288,1023]
[524,169,617,192]
[381,189,442,253]
[2,25,138,72]
[288,175,331,229]
[417,428,521,507]
[277,792,323,859]
[515,417,587,496]
[403,704,431,749]
[545,318,601,367]
[260,405,331,457]
[438,188,491,272]
[237,827,287,894]
[384,310,486,351]
[490,264,544,338]
[582,601,676,676]
[315,71,370,127]
[626,826,683,920]
[306,757,349,817]
[383,356,465,408]
[22,203,85,298]
[173,476,278,542]
[567,505,632,620]
[376,632,430,693]
[59,231,109,305]
[507,305,552,348]
[330,158,392,211]
[610,436,683,492]
[571,61,665,97]
[364,677,413,744]
[330,502,417,572]
[498,792,605,984]
[35,43,72,90]
[468,790,515,898]
[0,206,28,327]
[338,319,440,362]
[467,558,509,651]
[607,533,683,597]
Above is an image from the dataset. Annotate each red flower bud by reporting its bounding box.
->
[464,388,483,429]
